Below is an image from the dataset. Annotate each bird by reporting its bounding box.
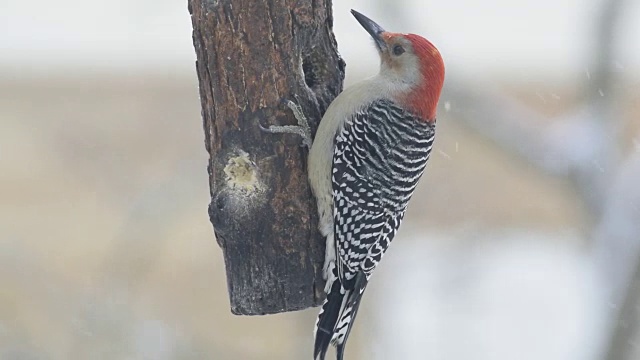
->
[262,9,445,360]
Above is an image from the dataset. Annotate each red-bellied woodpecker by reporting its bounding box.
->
[263,9,444,360]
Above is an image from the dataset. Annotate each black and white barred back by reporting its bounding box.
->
[314,99,435,360]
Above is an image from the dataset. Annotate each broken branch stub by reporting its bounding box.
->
[189,0,345,315]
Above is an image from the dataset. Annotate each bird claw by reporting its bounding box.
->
[259,98,313,148]
[257,121,272,133]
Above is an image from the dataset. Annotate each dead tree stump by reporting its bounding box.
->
[188,0,345,315]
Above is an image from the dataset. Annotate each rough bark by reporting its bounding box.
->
[188,0,344,315]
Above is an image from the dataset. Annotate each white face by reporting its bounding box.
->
[377,35,422,93]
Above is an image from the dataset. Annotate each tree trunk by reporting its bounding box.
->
[188,0,344,315]
[605,258,640,360]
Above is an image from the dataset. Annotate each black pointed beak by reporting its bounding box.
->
[351,9,386,51]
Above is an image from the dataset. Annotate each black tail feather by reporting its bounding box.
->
[335,294,364,360]
[314,278,344,360]
[335,272,368,360]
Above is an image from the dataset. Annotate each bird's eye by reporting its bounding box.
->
[392,44,405,56]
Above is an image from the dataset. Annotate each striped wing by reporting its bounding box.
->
[331,99,435,286]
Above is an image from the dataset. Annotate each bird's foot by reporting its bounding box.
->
[259,100,313,148]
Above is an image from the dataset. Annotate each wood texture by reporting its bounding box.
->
[188,0,345,315]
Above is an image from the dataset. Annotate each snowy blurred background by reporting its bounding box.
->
[1,0,639,359]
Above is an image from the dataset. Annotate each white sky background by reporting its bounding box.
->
[1,0,639,80]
